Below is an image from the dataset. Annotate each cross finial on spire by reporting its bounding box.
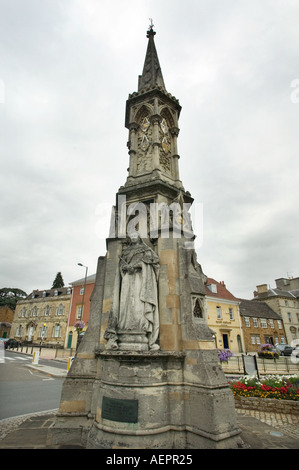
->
[147,18,156,38]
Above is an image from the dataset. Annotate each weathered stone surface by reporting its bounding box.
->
[49,26,244,450]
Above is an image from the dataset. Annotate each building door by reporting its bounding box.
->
[67,331,73,349]
[222,334,229,349]
[265,336,273,345]
[237,334,243,352]
[27,326,34,341]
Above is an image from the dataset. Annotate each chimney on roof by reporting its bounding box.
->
[220,281,226,288]
[256,284,268,294]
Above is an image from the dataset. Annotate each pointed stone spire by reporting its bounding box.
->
[138,22,165,92]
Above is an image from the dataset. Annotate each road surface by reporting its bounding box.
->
[0,350,64,419]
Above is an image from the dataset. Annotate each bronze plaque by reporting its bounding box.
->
[102,396,138,423]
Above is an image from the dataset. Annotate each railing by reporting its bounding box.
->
[7,343,76,359]
[221,354,299,376]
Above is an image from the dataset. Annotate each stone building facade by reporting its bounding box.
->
[11,287,72,347]
[239,298,287,352]
[254,283,299,345]
[0,306,14,338]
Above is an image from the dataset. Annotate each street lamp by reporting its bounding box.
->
[77,263,88,349]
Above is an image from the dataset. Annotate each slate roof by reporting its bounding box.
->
[290,289,299,298]
[254,288,296,300]
[25,287,72,300]
[239,299,281,320]
[69,273,96,286]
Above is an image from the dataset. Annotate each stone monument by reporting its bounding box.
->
[49,24,243,449]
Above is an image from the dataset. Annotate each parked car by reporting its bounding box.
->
[0,338,9,347]
[4,338,19,349]
[292,346,299,358]
[275,344,293,356]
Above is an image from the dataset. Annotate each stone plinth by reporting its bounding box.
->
[85,349,243,449]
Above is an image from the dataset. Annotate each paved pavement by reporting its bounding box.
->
[0,360,298,450]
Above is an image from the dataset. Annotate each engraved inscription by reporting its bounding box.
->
[102,396,139,423]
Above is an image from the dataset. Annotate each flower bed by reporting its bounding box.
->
[229,375,299,401]
[257,343,279,359]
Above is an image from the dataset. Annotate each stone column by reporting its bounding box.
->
[170,127,180,181]
[128,123,138,177]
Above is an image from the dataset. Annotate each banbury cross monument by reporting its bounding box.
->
[49,25,243,449]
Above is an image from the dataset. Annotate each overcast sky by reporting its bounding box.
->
[1,0,299,299]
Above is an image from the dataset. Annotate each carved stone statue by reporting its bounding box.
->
[105,233,160,351]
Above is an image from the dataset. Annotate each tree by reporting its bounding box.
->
[51,272,65,289]
[0,288,28,310]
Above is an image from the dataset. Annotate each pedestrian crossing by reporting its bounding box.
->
[5,356,30,361]
[0,354,32,363]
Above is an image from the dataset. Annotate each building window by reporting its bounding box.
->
[285,300,288,307]
[54,290,58,296]
[207,284,217,294]
[291,331,297,340]
[16,325,23,337]
[44,305,50,316]
[269,319,274,329]
[80,287,85,295]
[32,307,38,317]
[77,306,83,319]
[20,308,26,318]
[229,308,234,320]
[260,318,267,328]
[216,306,222,319]
[39,325,47,338]
[251,335,260,345]
[244,317,250,327]
[274,336,279,344]
[253,317,259,328]
[297,313,299,323]
[52,324,61,338]
[287,312,292,323]
[277,320,282,329]
[57,304,64,316]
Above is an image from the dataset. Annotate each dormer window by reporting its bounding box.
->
[207,284,217,294]
[42,291,47,298]
[54,289,58,296]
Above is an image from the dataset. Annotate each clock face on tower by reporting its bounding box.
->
[160,118,170,154]
[162,137,170,154]
[160,118,168,134]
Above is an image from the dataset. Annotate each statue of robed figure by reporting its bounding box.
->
[104,233,160,351]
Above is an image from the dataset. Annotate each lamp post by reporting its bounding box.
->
[77,263,88,349]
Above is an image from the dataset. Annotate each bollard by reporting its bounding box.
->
[67,356,74,371]
[32,351,40,364]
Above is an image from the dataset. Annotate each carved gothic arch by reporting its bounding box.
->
[134,104,152,125]
[160,106,175,128]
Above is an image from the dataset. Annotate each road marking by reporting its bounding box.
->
[14,356,30,361]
